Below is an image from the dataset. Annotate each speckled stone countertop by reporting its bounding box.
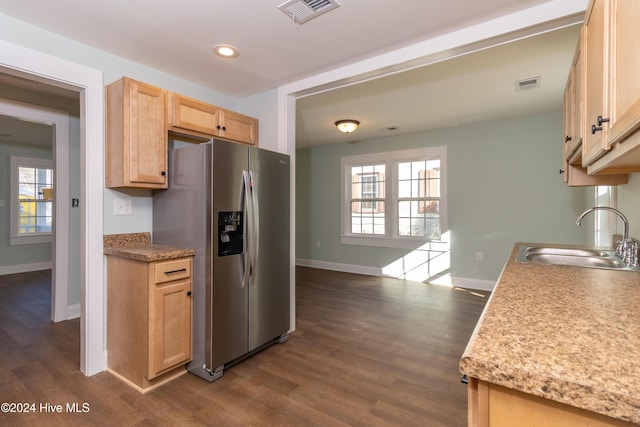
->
[103,232,195,262]
[460,242,640,424]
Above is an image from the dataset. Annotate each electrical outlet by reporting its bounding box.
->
[0,199,4,208]
[113,198,133,215]
[476,251,484,262]
[315,240,321,248]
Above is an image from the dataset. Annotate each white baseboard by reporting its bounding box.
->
[0,262,53,276]
[67,303,81,320]
[295,258,496,291]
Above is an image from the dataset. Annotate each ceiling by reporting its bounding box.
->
[0,0,585,148]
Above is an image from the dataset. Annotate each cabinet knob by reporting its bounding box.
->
[187,291,192,296]
[216,125,221,130]
[592,124,602,134]
[597,115,610,126]
[565,135,572,143]
[559,169,565,175]
[161,171,166,176]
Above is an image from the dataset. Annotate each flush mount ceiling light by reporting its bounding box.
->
[213,44,239,58]
[335,119,360,134]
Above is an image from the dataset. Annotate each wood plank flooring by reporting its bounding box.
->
[0,267,489,426]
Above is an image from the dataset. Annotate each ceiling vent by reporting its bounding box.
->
[278,0,340,24]
[515,76,541,92]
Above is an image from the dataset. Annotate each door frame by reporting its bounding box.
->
[0,40,105,376]
[0,99,69,322]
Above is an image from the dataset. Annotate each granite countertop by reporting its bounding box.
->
[103,232,195,262]
[460,242,640,424]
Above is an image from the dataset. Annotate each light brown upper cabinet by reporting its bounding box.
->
[562,27,627,186]
[106,77,168,189]
[168,92,259,146]
[582,0,640,174]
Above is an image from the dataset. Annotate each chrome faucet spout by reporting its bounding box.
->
[576,206,629,243]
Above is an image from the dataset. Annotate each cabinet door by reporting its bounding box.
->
[148,278,192,379]
[219,109,259,145]
[582,0,610,166]
[607,0,640,146]
[169,93,220,136]
[106,78,167,188]
[129,81,168,185]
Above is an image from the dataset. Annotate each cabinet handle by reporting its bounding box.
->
[591,116,610,134]
[163,268,187,275]
[565,135,572,143]
[187,291,192,296]
[559,169,565,174]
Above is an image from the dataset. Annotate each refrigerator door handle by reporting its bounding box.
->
[241,170,252,288]
[249,170,259,286]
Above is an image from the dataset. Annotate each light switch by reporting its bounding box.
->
[0,199,4,208]
[114,198,133,215]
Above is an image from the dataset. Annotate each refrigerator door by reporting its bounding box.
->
[248,147,290,351]
[211,140,250,368]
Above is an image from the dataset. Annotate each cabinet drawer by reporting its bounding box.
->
[154,258,191,284]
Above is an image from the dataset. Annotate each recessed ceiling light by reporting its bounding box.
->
[213,44,239,58]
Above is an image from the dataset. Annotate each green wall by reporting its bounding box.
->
[296,111,591,283]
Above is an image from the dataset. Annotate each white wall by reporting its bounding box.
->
[0,12,281,240]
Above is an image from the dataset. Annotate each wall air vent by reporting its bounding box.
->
[515,76,541,91]
[278,0,340,24]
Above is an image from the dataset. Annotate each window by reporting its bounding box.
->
[341,147,446,248]
[10,156,54,245]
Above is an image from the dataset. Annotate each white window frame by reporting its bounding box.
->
[10,155,54,245]
[340,146,447,249]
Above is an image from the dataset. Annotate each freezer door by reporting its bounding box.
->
[211,140,250,368]
[248,147,291,351]
[153,142,213,380]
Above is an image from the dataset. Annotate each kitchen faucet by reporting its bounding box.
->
[576,207,639,267]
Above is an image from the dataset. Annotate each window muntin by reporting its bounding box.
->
[341,147,446,248]
[18,165,53,234]
[10,156,54,245]
[397,160,440,238]
[350,164,386,234]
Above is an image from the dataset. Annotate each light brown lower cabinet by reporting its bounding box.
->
[107,256,193,393]
[468,378,635,427]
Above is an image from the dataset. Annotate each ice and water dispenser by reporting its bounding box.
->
[218,211,244,256]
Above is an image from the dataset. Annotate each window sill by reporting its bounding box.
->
[341,235,434,249]
[10,234,53,245]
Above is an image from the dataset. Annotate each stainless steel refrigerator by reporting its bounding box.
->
[153,139,290,381]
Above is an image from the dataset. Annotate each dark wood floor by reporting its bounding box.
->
[0,267,489,426]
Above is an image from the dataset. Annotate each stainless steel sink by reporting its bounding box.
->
[525,247,609,257]
[516,245,638,271]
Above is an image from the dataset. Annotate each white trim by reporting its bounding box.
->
[295,258,496,291]
[0,40,105,376]
[0,262,53,276]
[1,99,70,322]
[67,303,81,320]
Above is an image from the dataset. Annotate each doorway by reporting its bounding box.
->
[0,39,104,376]
[0,99,72,322]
